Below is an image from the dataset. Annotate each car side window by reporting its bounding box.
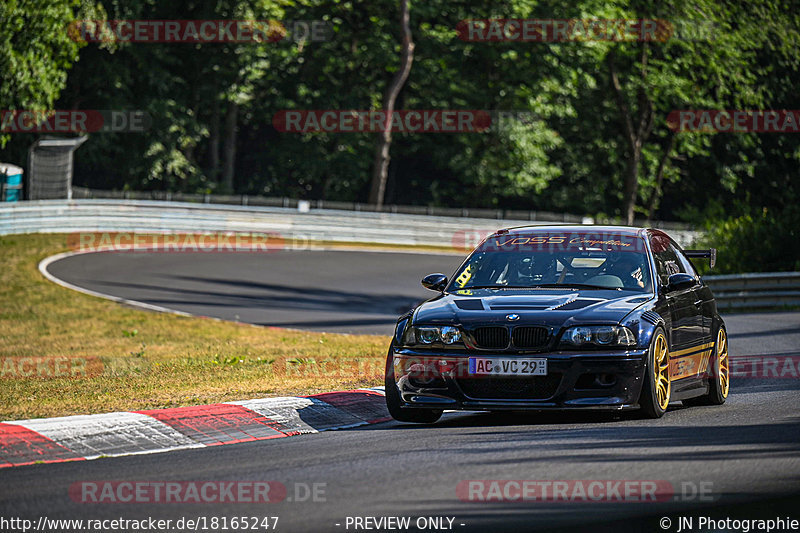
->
[650,235,685,287]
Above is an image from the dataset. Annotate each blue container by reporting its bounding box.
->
[0,163,23,202]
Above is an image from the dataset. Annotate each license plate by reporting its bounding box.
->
[468,357,547,376]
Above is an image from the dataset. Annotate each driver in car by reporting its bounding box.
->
[610,254,646,289]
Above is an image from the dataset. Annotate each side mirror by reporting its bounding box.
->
[667,272,696,292]
[421,273,448,292]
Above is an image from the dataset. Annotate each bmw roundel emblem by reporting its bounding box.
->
[506,314,520,321]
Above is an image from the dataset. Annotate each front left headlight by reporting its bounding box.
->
[560,325,636,348]
[403,326,462,346]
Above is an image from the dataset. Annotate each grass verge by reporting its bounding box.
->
[0,233,452,420]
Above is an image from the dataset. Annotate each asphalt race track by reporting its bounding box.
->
[5,249,799,532]
[44,249,468,335]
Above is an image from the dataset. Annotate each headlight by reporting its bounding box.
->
[403,326,463,346]
[417,327,441,344]
[561,325,636,348]
[440,326,461,344]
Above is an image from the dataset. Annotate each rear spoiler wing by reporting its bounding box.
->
[684,249,717,269]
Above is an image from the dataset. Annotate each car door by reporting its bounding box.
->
[673,242,715,377]
[673,243,712,343]
[650,235,705,380]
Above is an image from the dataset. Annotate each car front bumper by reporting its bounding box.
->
[391,348,648,411]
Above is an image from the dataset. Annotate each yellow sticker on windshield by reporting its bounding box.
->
[454,264,473,288]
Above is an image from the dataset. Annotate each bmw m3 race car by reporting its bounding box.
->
[385,226,729,423]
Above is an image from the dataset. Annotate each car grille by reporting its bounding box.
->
[511,326,549,349]
[456,374,562,400]
[473,327,509,349]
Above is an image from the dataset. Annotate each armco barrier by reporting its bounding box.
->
[704,272,800,311]
[72,186,696,231]
[71,186,586,223]
[0,199,700,248]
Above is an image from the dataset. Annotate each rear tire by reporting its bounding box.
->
[384,345,443,424]
[639,328,671,419]
[683,327,729,407]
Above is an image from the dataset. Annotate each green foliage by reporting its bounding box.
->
[0,0,798,235]
[694,206,800,275]
[0,0,105,147]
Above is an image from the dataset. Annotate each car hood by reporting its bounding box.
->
[413,288,653,328]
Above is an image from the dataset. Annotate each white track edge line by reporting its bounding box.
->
[39,250,195,317]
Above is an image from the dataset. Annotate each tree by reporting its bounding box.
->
[368,0,414,206]
[586,0,773,223]
[7,0,796,234]
[0,0,104,148]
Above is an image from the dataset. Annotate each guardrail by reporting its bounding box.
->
[71,186,697,231]
[0,199,701,248]
[72,186,587,223]
[704,272,800,311]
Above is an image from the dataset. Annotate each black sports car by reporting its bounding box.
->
[385,225,728,423]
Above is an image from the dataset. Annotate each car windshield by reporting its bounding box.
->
[450,231,653,293]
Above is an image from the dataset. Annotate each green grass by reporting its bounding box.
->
[0,234,445,420]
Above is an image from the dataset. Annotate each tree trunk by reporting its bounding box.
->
[209,98,220,183]
[646,132,677,219]
[607,46,653,225]
[368,0,414,207]
[623,149,641,226]
[222,101,238,193]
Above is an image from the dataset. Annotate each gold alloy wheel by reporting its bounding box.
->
[653,333,671,411]
[717,328,730,398]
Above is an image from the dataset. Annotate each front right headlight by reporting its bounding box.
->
[560,325,636,348]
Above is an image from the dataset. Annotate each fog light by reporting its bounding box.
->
[595,374,617,386]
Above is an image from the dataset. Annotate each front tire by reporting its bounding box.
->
[384,346,443,424]
[639,328,671,419]
[684,327,729,406]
